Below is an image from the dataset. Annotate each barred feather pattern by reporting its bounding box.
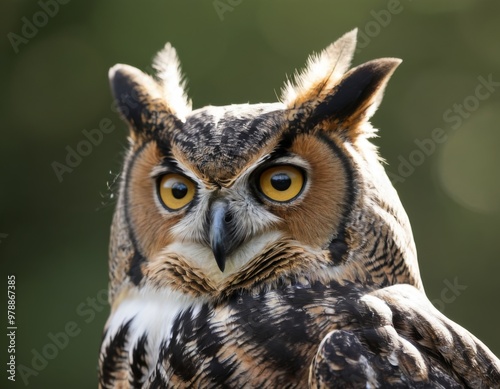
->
[100,29,500,388]
[99,280,500,388]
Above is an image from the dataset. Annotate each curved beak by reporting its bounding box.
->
[209,199,241,272]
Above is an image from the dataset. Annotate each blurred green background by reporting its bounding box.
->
[1,0,499,387]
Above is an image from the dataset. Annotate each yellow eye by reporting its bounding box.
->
[158,174,196,211]
[259,165,305,203]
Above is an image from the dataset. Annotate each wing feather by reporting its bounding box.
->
[310,284,500,388]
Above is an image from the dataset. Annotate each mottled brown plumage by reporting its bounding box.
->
[99,30,500,388]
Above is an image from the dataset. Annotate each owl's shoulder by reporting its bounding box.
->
[311,283,500,388]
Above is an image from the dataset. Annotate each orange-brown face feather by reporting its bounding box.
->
[99,32,452,389]
[127,141,181,259]
[269,133,351,248]
[126,126,354,277]
[108,35,406,295]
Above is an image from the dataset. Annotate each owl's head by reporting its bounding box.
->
[107,29,421,304]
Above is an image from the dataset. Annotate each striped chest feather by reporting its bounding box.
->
[100,29,500,388]
[99,280,357,388]
[99,280,500,389]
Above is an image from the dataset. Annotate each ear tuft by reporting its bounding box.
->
[152,43,192,120]
[109,44,191,141]
[310,58,402,134]
[281,29,358,107]
[281,29,402,140]
[109,64,167,136]
[109,64,162,101]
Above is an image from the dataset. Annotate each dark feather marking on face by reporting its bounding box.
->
[123,141,155,285]
[128,251,146,286]
[269,131,298,158]
[155,133,173,158]
[314,132,357,259]
[172,105,284,184]
[328,232,349,265]
[158,156,183,174]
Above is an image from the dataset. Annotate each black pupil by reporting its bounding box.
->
[172,182,188,199]
[271,173,291,191]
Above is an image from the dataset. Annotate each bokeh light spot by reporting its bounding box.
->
[438,105,500,213]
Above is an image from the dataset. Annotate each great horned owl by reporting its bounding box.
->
[98,30,500,388]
